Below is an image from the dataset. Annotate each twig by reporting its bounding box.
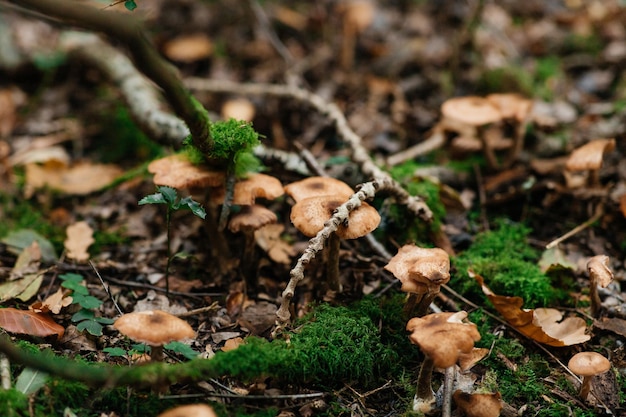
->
[0,352,11,390]
[545,204,604,249]
[175,302,220,318]
[89,260,123,316]
[102,275,224,298]
[386,128,446,167]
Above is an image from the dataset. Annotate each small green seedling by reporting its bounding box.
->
[103,342,197,361]
[60,273,114,336]
[139,185,206,296]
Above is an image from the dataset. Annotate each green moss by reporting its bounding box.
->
[452,221,561,307]
[208,118,263,177]
[0,389,29,417]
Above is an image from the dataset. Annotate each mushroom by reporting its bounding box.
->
[453,390,503,417]
[564,138,616,187]
[567,351,611,400]
[289,194,380,292]
[157,404,217,417]
[384,244,450,317]
[406,311,481,416]
[587,255,614,318]
[113,310,195,362]
[284,176,354,203]
[228,204,278,290]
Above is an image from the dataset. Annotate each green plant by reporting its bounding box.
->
[60,273,114,336]
[138,185,206,295]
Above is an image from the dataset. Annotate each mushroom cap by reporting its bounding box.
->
[384,245,450,293]
[148,154,225,189]
[228,204,277,233]
[290,196,380,239]
[284,177,354,203]
[211,173,283,205]
[587,255,614,288]
[486,93,533,122]
[157,404,217,417]
[114,310,195,346]
[565,138,616,171]
[441,96,502,126]
[453,390,503,417]
[221,98,256,122]
[406,311,481,368]
[568,352,611,377]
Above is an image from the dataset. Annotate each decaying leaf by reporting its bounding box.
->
[64,221,95,262]
[594,317,626,338]
[221,337,244,352]
[254,224,296,264]
[1,229,58,262]
[10,240,41,279]
[24,161,123,197]
[0,242,44,302]
[30,288,73,314]
[0,307,65,338]
[471,270,590,346]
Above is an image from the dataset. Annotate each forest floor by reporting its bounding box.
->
[0,1,625,416]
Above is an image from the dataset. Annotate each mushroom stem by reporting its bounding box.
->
[442,366,456,417]
[590,283,602,318]
[579,376,592,399]
[414,355,436,412]
[415,291,438,317]
[203,196,232,273]
[326,233,342,292]
[150,345,164,362]
[241,230,258,291]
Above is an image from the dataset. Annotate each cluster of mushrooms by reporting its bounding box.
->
[119,151,615,415]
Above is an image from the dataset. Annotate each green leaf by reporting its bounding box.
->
[1,229,58,262]
[124,0,137,11]
[71,309,95,322]
[15,368,47,395]
[138,192,166,206]
[157,186,178,206]
[76,320,104,337]
[94,317,115,325]
[130,344,150,354]
[72,294,103,309]
[179,197,206,219]
[165,341,198,360]
[103,347,127,357]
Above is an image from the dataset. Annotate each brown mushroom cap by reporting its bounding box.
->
[384,245,450,294]
[157,404,217,417]
[228,204,277,233]
[211,173,284,205]
[565,138,616,172]
[406,311,481,368]
[441,96,502,126]
[114,310,195,346]
[290,196,380,239]
[568,352,611,377]
[148,154,225,189]
[284,177,354,203]
[486,93,533,122]
[453,390,502,417]
[587,255,614,288]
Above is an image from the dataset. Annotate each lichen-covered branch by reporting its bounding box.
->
[7,0,213,153]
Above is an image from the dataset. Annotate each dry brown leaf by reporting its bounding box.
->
[471,270,590,346]
[64,221,94,262]
[254,224,296,264]
[0,307,65,338]
[10,240,41,279]
[221,337,244,352]
[593,317,626,338]
[30,288,73,314]
[24,161,122,197]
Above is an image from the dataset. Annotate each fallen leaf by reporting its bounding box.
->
[1,229,58,262]
[0,307,65,338]
[24,161,123,197]
[0,274,44,302]
[593,317,626,338]
[10,240,41,279]
[221,337,244,352]
[30,288,73,314]
[64,221,94,262]
[255,224,296,264]
[471,270,590,346]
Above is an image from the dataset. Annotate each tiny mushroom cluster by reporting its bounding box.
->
[385,244,450,317]
[438,94,532,170]
[284,176,381,292]
[406,311,481,415]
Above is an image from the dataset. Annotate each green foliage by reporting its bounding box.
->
[95,105,162,163]
[60,273,112,336]
[124,0,137,11]
[452,221,560,307]
[164,341,199,360]
[139,186,206,219]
